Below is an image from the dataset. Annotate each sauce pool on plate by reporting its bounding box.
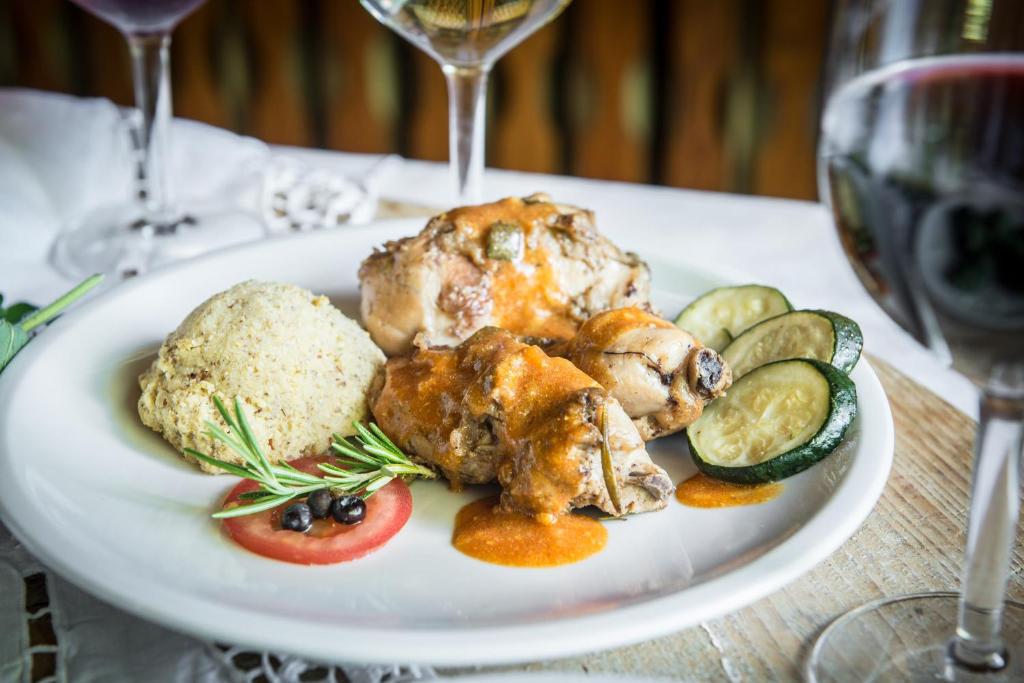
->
[452,496,607,567]
[675,473,782,508]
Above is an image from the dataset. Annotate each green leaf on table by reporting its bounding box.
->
[0,321,30,373]
[0,274,104,374]
[2,302,38,325]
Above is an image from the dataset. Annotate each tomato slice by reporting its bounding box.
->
[220,456,412,565]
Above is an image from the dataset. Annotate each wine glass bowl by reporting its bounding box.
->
[811,1,1024,680]
[70,0,207,34]
[361,0,570,67]
[821,55,1024,384]
[360,0,572,203]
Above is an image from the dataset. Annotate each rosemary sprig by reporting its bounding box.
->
[184,396,435,519]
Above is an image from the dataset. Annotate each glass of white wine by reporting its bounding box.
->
[360,0,572,203]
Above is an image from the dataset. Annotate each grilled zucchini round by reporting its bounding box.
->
[687,359,857,484]
[721,310,863,379]
[674,285,792,351]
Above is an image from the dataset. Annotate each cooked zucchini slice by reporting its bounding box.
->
[722,310,863,379]
[687,359,857,484]
[674,285,792,351]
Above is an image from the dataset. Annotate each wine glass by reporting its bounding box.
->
[55,0,263,278]
[360,0,572,203]
[811,1,1024,680]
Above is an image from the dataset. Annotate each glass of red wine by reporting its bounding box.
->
[810,1,1024,680]
[55,0,261,278]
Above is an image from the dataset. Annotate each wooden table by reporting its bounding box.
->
[446,357,1024,681]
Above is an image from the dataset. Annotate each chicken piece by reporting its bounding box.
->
[552,307,732,440]
[369,327,673,521]
[359,193,651,355]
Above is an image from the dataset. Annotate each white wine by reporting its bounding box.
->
[360,0,571,201]
[363,0,571,66]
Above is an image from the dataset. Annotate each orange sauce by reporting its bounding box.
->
[567,306,675,355]
[479,344,598,516]
[375,328,603,519]
[675,473,782,508]
[490,249,577,340]
[374,348,474,481]
[445,196,579,340]
[452,496,607,567]
[443,196,559,236]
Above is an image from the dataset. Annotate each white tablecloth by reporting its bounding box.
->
[0,89,977,682]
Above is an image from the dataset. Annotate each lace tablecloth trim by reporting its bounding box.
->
[1,523,437,683]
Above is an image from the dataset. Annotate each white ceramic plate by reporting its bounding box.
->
[0,220,893,666]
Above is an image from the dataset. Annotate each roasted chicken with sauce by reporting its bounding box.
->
[551,307,733,440]
[369,327,673,521]
[359,193,651,355]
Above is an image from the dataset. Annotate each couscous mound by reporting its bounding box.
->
[138,280,385,473]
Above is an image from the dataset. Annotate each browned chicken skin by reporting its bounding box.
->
[359,193,652,355]
[552,308,732,440]
[369,328,673,522]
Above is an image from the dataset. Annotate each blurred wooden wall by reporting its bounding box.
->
[0,0,829,200]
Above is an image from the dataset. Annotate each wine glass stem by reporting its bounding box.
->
[953,389,1024,670]
[443,64,489,204]
[128,32,175,224]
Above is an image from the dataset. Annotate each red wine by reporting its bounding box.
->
[821,55,1024,383]
[70,0,206,34]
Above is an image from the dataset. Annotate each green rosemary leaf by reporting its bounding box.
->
[316,462,352,477]
[330,439,379,466]
[266,465,323,486]
[331,456,376,470]
[368,423,401,453]
[393,463,435,478]
[213,492,298,519]
[360,443,405,463]
[203,422,259,469]
[237,490,276,500]
[232,397,275,482]
[183,448,251,478]
[212,396,238,433]
[352,422,382,448]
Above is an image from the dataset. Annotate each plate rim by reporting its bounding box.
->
[0,223,895,666]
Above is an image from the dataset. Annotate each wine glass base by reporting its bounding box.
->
[53,202,265,279]
[806,592,1024,682]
